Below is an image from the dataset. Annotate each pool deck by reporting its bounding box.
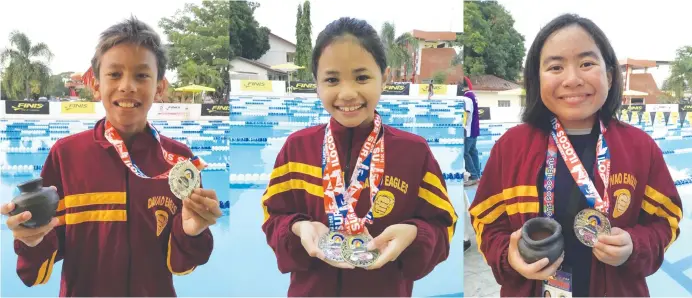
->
[462,184,501,297]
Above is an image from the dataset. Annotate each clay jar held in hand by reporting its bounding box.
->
[9,178,60,228]
[518,217,564,265]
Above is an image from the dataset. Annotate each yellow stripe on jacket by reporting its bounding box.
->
[55,192,127,226]
[262,162,324,223]
[32,250,58,286]
[469,186,539,261]
[643,185,682,250]
[418,172,457,242]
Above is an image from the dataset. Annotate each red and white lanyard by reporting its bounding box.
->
[322,114,385,235]
[104,120,206,179]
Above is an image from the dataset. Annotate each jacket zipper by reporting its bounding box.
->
[125,168,132,296]
[336,128,354,297]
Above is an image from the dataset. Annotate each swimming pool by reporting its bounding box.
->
[466,122,692,297]
[225,96,465,297]
[0,119,233,297]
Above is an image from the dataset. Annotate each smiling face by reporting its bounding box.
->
[94,42,164,137]
[539,25,612,129]
[315,35,389,128]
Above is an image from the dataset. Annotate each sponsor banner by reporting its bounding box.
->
[61,102,95,114]
[289,81,317,93]
[645,104,676,113]
[620,104,645,112]
[5,101,49,114]
[382,83,410,96]
[156,104,189,117]
[240,80,273,92]
[478,107,491,120]
[201,104,230,116]
[419,84,448,95]
[679,104,692,112]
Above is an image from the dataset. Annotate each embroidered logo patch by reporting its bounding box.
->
[372,190,395,218]
[155,210,169,237]
[613,189,631,219]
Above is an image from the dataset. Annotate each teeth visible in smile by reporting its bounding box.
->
[563,96,587,101]
[338,105,363,112]
[117,102,137,108]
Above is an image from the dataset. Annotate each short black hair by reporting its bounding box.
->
[311,17,387,78]
[521,14,623,132]
[91,16,167,81]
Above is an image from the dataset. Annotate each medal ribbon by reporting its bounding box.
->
[542,117,611,218]
[322,114,385,235]
[104,120,206,179]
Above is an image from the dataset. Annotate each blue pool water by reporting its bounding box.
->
[0,119,232,297]
[225,97,465,297]
[467,123,692,297]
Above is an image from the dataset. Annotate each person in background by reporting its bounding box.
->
[428,81,434,99]
[462,77,481,186]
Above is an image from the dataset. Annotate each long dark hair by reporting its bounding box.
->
[521,14,623,132]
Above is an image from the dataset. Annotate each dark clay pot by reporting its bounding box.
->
[518,217,564,265]
[9,178,59,228]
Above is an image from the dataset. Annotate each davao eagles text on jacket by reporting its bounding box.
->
[469,121,682,297]
[262,117,457,297]
[14,118,214,296]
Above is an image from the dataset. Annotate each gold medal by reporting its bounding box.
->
[168,160,200,200]
[573,208,611,247]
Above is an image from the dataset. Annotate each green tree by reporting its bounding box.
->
[46,72,72,97]
[379,22,418,83]
[229,1,270,60]
[78,87,94,101]
[432,71,448,84]
[294,1,313,81]
[662,46,692,101]
[461,0,525,81]
[0,31,53,100]
[160,1,231,103]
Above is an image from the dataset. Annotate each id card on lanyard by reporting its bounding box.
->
[545,117,612,247]
[103,120,207,200]
[541,117,613,297]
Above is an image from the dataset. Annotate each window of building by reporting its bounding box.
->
[498,100,510,107]
[287,52,295,63]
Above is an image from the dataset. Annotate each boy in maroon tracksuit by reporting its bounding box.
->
[469,14,682,297]
[261,17,458,296]
[0,17,222,296]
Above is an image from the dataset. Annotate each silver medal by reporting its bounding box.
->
[318,231,346,262]
[168,160,201,200]
[340,234,379,268]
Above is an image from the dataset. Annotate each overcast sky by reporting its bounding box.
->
[1,0,687,86]
[497,0,692,86]
[0,0,462,82]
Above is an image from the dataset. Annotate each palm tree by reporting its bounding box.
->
[380,22,418,83]
[0,31,53,100]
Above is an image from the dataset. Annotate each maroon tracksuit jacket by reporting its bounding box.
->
[470,121,683,297]
[262,116,458,296]
[14,118,213,296]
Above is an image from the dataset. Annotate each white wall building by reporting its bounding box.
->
[229,32,296,81]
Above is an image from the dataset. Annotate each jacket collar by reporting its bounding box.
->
[327,111,380,149]
[93,117,159,153]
